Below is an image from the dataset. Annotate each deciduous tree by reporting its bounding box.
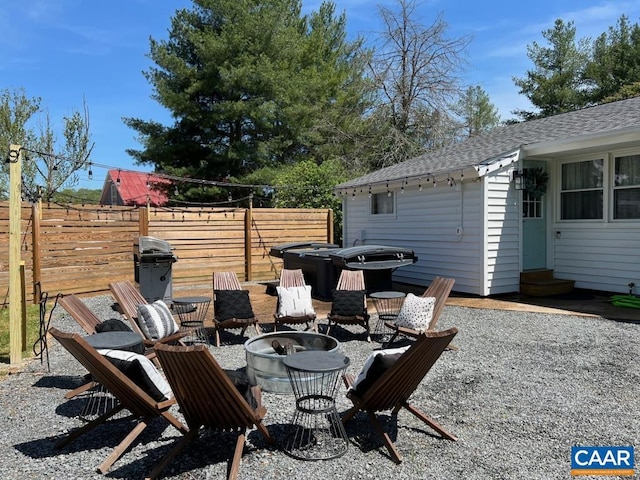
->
[0,88,93,201]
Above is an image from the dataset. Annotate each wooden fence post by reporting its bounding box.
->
[139,206,149,236]
[327,208,334,244]
[9,145,24,364]
[245,201,253,282]
[31,201,41,304]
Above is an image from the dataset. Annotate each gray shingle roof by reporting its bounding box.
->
[338,96,640,189]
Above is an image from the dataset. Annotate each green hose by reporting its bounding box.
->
[610,294,640,308]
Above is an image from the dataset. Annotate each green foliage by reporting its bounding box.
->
[452,85,501,137]
[0,304,43,364]
[584,15,640,104]
[270,158,350,242]
[512,19,590,120]
[51,188,102,205]
[0,88,93,201]
[125,0,371,202]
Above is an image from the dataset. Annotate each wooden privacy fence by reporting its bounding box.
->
[0,202,333,305]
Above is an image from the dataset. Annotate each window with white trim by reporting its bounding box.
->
[613,153,640,219]
[370,191,394,215]
[560,158,603,220]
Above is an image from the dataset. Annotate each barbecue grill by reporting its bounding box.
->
[133,236,177,303]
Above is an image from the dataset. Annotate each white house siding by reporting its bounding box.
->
[342,179,486,296]
[484,171,521,295]
[551,225,640,293]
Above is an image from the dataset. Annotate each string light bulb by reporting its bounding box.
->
[418,177,423,191]
[88,162,93,180]
[115,169,121,186]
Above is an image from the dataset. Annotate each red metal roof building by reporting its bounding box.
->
[100,169,171,207]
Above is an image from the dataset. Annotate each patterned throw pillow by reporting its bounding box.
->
[350,345,410,396]
[214,290,255,321]
[99,349,172,401]
[330,290,366,317]
[276,285,315,317]
[394,293,436,332]
[136,300,180,340]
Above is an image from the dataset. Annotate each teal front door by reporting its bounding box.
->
[522,164,547,270]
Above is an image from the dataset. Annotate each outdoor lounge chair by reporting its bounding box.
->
[273,268,317,332]
[148,343,274,480]
[342,327,459,463]
[326,269,371,341]
[108,281,186,349]
[48,327,188,474]
[212,271,261,347]
[58,294,103,335]
[384,276,455,346]
[57,293,152,399]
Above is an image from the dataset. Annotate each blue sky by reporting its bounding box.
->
[2,0,639,190]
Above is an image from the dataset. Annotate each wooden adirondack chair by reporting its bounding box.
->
[57,294,151,399]
[273,268,317,332]
[326,269,371,341]
[108,281,186,348]
[342,327,459,463]
[58,294,103,335]
[48,327,188,474]
[384,276,455,346]
[212,272,261,347]
[148,343,274,480]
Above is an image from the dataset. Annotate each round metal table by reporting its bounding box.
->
[369,291,406,341]
[282,350,350,460]
[84,331,145,355]
[82,331,146,419]
[172,296,211,345]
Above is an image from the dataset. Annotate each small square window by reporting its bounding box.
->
[371,192,394,215]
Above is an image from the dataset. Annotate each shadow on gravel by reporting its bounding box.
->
[14,416,172,460]
[110,427,277,479]
[33,374,88,390]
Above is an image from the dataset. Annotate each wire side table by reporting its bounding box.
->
[283,351,350,460]
[370,291,406,341]
[172,296,211,346]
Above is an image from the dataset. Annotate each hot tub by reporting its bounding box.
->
[244,331,341,394]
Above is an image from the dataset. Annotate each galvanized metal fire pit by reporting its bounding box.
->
[244,331,341,394]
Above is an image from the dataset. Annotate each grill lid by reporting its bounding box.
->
[134,236,177,262]
[329,245,417,270]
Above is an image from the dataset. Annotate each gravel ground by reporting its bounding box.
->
[1,295,639,479]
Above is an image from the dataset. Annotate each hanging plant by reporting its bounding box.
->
[523,168,549,199]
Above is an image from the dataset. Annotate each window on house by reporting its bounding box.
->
[371,191,394,215]
[613,153,640,219]
[522,192,542,218]
[560,159,603,220]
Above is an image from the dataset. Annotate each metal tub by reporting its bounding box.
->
[244,332,340,394]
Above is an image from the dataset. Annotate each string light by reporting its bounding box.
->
[88,162,93,180]
[368,184,372,198]
[115,169,121,186]
[418,177,423,191]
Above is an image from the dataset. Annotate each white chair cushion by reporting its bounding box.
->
[99,349,172,401]
[136,300,180,340]
[393,293,436,332]
[276,285,315,317]
[350,345,410,395]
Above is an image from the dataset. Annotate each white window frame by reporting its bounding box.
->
[558,155,605,222]
[612,148,640,221]
[370,190,396,217]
